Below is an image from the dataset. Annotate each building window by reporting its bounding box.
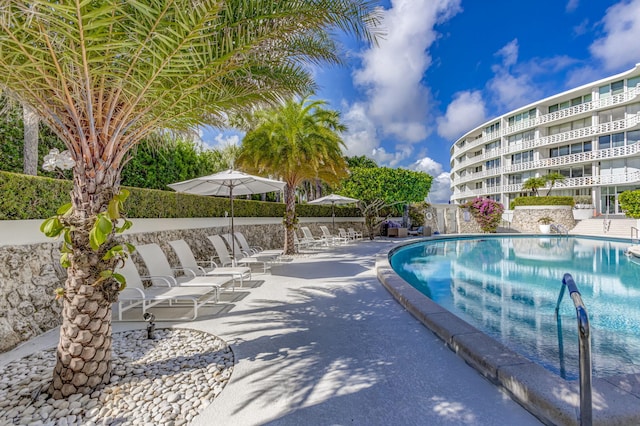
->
[599,131,637,149]
[486,177,501,188]
[509,174,522,184]
[484,122,500,135]
[485,140,501,151]
[486,158,501,169]
[549,117,591,135]
[551,141,592,158]
[511,150,534,164]
[599,80,624,98]
[508,130,535,145]
[475,182,483,189]
[548,94,591,113]
[474,165,483,173]
[598,106,625,123]
[629,76,640,89]
[507,108,537,126]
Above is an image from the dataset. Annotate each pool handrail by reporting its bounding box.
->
[555,273,592,426]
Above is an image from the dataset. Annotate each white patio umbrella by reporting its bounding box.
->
[308,194,359,228]
[168,169,286,256]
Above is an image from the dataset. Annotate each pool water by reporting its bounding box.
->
[390,235,640,380]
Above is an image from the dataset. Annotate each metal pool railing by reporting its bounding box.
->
[555,273,592,426]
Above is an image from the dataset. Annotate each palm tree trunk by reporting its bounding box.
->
[48,166,120,398]
[23,104,39,176]
[283,184,296,255]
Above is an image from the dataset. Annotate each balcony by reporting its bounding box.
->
[451,113,640,174]
[452,171,640,201]
[450,85,640,158]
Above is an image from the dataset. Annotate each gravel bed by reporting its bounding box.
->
[0,328,234,425]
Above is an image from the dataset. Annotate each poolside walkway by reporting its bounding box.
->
[1,239,541,425]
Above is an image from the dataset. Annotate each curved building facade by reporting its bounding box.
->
[450,64,640,214]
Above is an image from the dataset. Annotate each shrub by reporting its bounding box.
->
[510,196,575,209]
[460,197,504,233]
[0,171,361,220]
[619,190,640,219]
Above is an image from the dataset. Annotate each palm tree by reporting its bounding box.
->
[22,104,39,175]
[0,0,380,398]
[238,97,349,254]
[544,172,566,196]
[522,177,546,196]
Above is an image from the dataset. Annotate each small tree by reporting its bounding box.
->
[460,197,505,233]
[522,177,546,196]
[619,190,640,218]
[543,172,566,196]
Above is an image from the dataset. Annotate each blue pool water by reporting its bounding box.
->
[390,235,640,380]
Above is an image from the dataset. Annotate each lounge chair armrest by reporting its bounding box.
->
[141,275,177,287]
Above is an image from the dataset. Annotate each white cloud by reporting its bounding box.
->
[589,0,640,71]
[200,128,243,150]
[341,102,380,157]
[566,0,579,13]
[486,39,542,111]
[411,157,451,204]
[351,0,462,144]
[437,91,487,140]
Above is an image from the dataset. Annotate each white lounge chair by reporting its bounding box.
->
[209,234,270,273]
[300,226,326,247]
[234,232,283,259]
[347,227,363,241]
[135,243,235,292]
[222,233,279,264]
[168,239,251,287]
[115,256,219,321]
[319,225,348,245]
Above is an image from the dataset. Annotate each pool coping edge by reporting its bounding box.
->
[375,237,640,426]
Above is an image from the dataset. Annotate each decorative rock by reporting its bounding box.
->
[0,329,234,425]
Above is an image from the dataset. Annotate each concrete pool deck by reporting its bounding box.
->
[378,235,640,426]
[1,238,543,425]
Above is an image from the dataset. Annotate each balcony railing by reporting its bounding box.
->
[451,85,640,157]
[451,171,640,200]
[451,112,640,173]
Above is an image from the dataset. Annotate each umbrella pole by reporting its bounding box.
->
[230,186,235,264]
[332,202,335,230]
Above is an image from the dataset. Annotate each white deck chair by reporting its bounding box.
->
[135,243,234,292]
[338,228,352,242]
[222,233,279,264]
[319,225,348,245]
[234,232,283,259]
[301,226,326,247]
[168,239,251,287]
[209,235,270,273]
[348,227,363,241]
[115,256,218,321]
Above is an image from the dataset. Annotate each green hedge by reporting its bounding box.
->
[510,196,575,209]
[0,171,360,220]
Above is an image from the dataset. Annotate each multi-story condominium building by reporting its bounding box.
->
[450,63,640,215]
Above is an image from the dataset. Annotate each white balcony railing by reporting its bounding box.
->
[450,85,640,158]
[452,112,640,173]
[451,171,640,201]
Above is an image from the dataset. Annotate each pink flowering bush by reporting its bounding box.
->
[460,197,505,233]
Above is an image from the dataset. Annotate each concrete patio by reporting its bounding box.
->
[1,238,542,425]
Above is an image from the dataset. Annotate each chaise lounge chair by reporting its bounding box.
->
[209,234,270,273]
[233,232,283,260]
[115,256,219,321]
[168,239,252,287]
[319,225,348,245]
[135,243,235,292]
[222,233,280,264]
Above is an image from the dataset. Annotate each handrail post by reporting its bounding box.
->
[555,273,592,425]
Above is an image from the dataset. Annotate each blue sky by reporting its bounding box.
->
[202,0,640,203]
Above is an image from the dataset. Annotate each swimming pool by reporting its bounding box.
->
[389,235,640,380]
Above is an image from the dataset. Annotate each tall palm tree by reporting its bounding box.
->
[0,0,380,398]
[238,97,349,255]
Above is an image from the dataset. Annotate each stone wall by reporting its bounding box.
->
[456,208,485,233]
[510,206,576,233]
[0,221,363,352]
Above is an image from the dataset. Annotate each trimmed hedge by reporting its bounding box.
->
[0,171,360,220]
[510,196,575,209]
